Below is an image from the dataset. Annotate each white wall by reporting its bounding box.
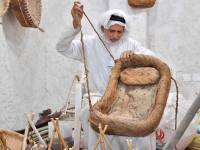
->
[0,0,200,130]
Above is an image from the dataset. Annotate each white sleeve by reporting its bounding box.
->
[130,39,156,57]
[56,25,83,60]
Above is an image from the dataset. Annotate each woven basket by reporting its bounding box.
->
[128,0,156,8]
[0,0,10,17]
[10,0,44,32]
[0,128,24,150]
[89,54,171,137]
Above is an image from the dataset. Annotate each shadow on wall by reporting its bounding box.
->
[2,7,29,56]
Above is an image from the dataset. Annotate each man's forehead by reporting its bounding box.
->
[108,24,124,30]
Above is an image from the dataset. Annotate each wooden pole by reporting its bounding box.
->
[22,113,34,150]
[48,128,56,150]
[56,118,62,150]
[50,118,68,150]
[163,93,200,150]
[25,113,47,148]
[99,124,105,150]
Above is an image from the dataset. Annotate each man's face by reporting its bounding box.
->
[101,24,124,44]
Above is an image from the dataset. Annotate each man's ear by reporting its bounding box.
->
[101,26,105,33]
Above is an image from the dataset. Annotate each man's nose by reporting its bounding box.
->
[113,32,118,38]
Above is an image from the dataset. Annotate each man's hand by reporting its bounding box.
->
[120,50,135,62]
[71,1,84,28]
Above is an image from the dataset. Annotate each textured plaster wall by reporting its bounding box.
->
[148,0,200,100]
[0,0,200,130]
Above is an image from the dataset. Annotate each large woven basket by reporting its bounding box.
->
[89,54,171,137]
[0,128,24,150]
[0,0,10,17]
[10,0,44,32]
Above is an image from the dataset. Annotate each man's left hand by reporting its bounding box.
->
[120,50,134,62]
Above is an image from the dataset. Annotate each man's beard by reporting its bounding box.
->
[103,34,121,46]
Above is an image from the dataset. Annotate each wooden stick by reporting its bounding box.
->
[25,113,47,148]
[99,125,111,150]
[50,118,68,150]
[22,113,34,150]
[93,124,110,150]
[99,125,105,150]
[126,139,132,150]
[126,139,131,150]
[130,139,132,149]
[48,128,56,150]
[56,118,62,150]
[29,126,48,136]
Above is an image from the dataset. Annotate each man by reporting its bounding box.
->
[56,1,155,95]
[56,1,156,149]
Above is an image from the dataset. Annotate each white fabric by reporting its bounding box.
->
[97,9,130,39]
[56,25,155,95]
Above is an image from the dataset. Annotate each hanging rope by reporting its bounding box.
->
[79,10,117,110]
[171,77,179,130]
[154,77,179,150]
[83,11,115,61]
[80,22,92,111]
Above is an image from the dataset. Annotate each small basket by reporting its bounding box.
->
[128,0,156,8]
[10,0,44,32]
[0,128,24,150]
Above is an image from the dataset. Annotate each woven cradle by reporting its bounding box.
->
[89,54,171,137]
[0,128,24,150]
[128,0,156,8]
[10,0,44,32]
[0,0,10,17]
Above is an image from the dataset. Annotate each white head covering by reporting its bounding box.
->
[98,9,130,40]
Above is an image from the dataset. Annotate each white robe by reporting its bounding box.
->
[56,25,155,94]
[56,25,156,150]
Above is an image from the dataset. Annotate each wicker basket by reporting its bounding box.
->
[128,0,156,8]
[89,54,171,137]
[0,0,10,17]
[0,128,24,150]
[10,0,43,32]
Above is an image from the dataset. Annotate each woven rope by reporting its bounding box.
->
[80,11,116,110]
[83,11,115,61]
[80,22,92,111]
[171,77,179,130]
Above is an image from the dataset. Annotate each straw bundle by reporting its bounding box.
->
[89,54,171,137]
[10,0,44,32]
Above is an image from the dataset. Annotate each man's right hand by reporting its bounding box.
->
[71,1,84,28]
